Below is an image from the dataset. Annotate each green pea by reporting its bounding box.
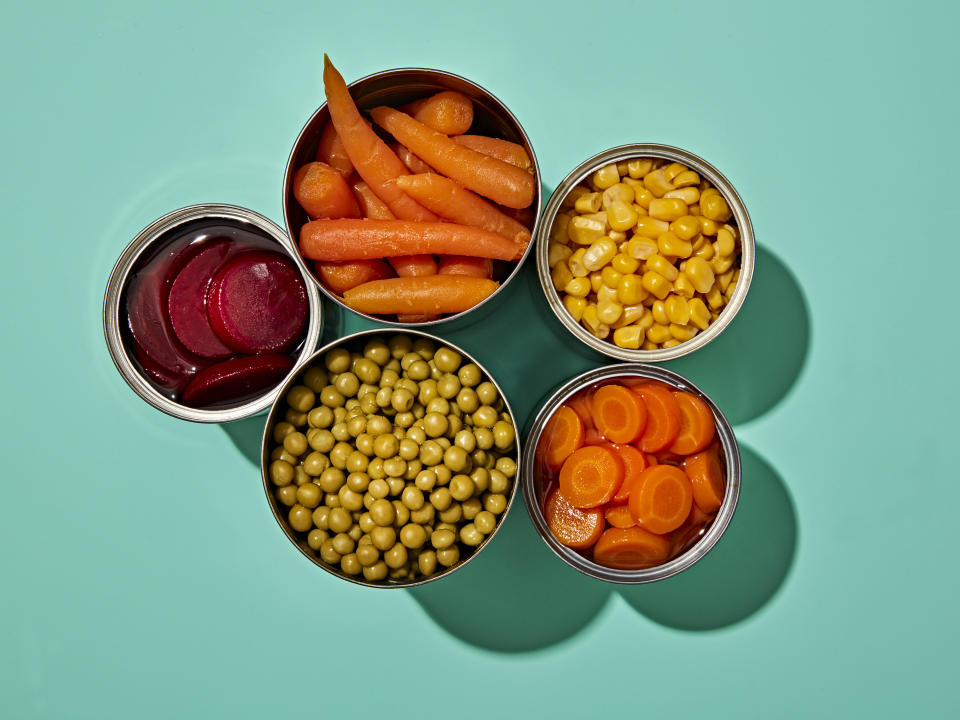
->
[475,427,494,450]
[457,363,481,387]
[392,501,410,526]
[294,465,311,486]
[470,467,490,494]
[331,422,350,442]
[435,437,452,450]
[423,412,448,438]
[269,459,294,486]
[307,406,333,429]
[437,545,460,567]
[418,550,438,577]
[454,430,476,453]
[388,477,406,496]
[307,428,334,453]
[331,372,358,399]
[459,523,483,547]
[338,485,364,511]
[429,487,452,511]
[318,467,346,493]
[283,432,308,456]
[302,452,329,477]
[389,334,413,359]
[472,406,498,428]
[367,457,386,480]
[431,528,455,550]
[330,442,353,469]
[383,457,407,478]
[345,451,369,474]
[373,433,398,459]
[333,407,347,423]
[356,543,380,567]
[319,539,341,564]
[286,385,316,413]
[407,359,430,380]
[384,542,408,569]
[284,408,308,427]
[312,506,331,530]
[412,337,435,360]
[320,385,345,408]
[401,486,425,511]
[347,472,370,493]
[370,525,396,551]
[397,438,419,461]
[302,367,329,393]
[446,415,463,438]
[415,470,436,492]
[368,478,390,499]
[426,397,450,416]
[272,421,295,443]
[353,357,381,385]
[450,474,475,501]
[324,493,340,508]
[359,393,378,415]
[437,374,461,399]
[476,381,498,405]
[363,561,388,581]
[340,553,362,576]
[493,420,515,450]
[406,426,427,445]
[418,379,439,405]
[288,505,313,532]
[394,411,414,428]
[462,497,482,520]
[496,457,517,478]
[443,445,468,472]
[400,352,421,371]
[471,449,488,468]
[328,507,352,533]
[433,465,452,486]
[455,388,479,414]
[420,440,444,466]
[307,528,329,550]
[296,483,321,509]
[433,347,462,373]
[355,433,375,457]
[380,369,400,388]
[276,485,298,507]
[348,524,363,542]
[489,469,509,494]
[399,523,427,549]
[324,348,351,373]
[391,387,415,413]
[363,338,390,366]
[375,387,393,409]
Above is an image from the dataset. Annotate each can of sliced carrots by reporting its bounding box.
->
[283,63,541,329]
[521,364,740,584]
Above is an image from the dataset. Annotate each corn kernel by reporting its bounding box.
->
[563,277,591,298]
[574,192,602,214]
[705,285,725,310]
[561,186,590,208]
[608,230,628,244]
[563,295,587,322]
[685,257,715,294]
[716,269,734,294]
[632,203,648,217]
[583,238,617,271]
[612,325,644,350]
[670,323,698,341]
[662,339,682,348]
[664,187,700,205]
[699,218,719,236]
[567,215,605,245]
[548,242,572,269]
[616,160,630,176]
[665,294,690,325]
[641,271,672,300]
[635,307,654,330]
[613,304,648,329]
[633,216,670,239]
[551,261,573,291]
[589,271,603,294]
[689,298,710,330]
[716,227,736,257]
[642,168,674,197]
[652,300,669,325]
[632,185,654,209]
[700,188,732,222]
[597,284,618,304]
[647,323,672,344]
[627,158,654,179]
[672,170,700,188]
[663,163,686,181]
[550,212,571,243]
[602,183,635,208]
[617,273,646,305]
[626,237,658,260]
[724,282,736,302]
[670,215,701,241]
[568,248,588,277]
[644,254,679,282]
[622,176,643,189]
[688,204,700,215]
[607,200,639,232]
[673,272,696,299]
[592,164,620,190]
[641,339,659,351]
[711,254,735,274]
[597,300,623,325]
[657,231,693,259]
[692,236,715,261]
[581,305,610,339]
[648,198,688,222]
[600,266,621,289]
[611,253,639,274]
[584,211,611,228]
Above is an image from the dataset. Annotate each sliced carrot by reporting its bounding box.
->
[389,255,437,277]
[566,393,595,430]
[352,179,395,220]
[316,122,354,177]
[544,486,604,550]
[401,90,474,135]
[322,56,437,221]
[300,219,526,262]
[653,450,685,467]
[394,173,531,243]
[604,504,637,529]
[669,391,716,455]
[635,384,681,453]
[292,162,361,220]
[592,384,648,444]
[437,255,493,279]
[621,378,674,392]
[393,143,433,174]
[369,106,536,209]
[684,447,726,513]
[628,465,693,535]
[593,527,671,569]
[611,444,649,503]
[558,445,624,509]
[540,405,584,472]
[342,275,498,316]
[314,259,394,295]
[452,134,532,170]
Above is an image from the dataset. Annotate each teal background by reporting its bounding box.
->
[2,0,956,716]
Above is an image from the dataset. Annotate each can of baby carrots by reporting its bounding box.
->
[521,363,741,584]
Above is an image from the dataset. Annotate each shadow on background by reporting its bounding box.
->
[222,414,267,467]
[410,497,609,653]
[666,245,810,425]
[618,445,797,631]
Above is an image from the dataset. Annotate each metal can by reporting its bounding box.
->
[260,328,521,588]
[103,203,323,423]
[283,68,541,330]
[521,363,740,584]
[536,143,755,362]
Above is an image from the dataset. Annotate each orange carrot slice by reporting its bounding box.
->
[393,143,433,174]
[611,444,649,503]
[604,504,637,529]
[292,162,362,220]
[369,106,536,209]
[684,447,726,513]
[593,527,671,569]
[452,135,532,170]
[558,445,624,509]
[316,123,354,177]
[592,384,648,444]
[402,90,474,135]
[635,384,681,453]
[566,393,595,430]
[545,486,605,549]
[342,275,498,316]
[540,405,584,472]
[437,255,493,279]
[352,179,395,220]
[628,465,693,534]
[314,259,394,295]
[668,392,716,455]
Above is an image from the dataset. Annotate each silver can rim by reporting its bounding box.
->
[521,363,741,584]
[282,66,541,328]
[260,327,523,588]
[102,203,323,423]
[535,143,755,362]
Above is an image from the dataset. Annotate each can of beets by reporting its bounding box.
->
[103,203,323,423]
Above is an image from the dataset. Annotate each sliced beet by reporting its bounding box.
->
[180,354,295,407]
[207,251,308,353]
[131,339,200,396]
[167,239,236,359]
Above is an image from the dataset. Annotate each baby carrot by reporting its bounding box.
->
[593,527,671,569]
[351,179,395,220]
[452,135,532,170]
[438,255,493,279]
[604,504,637,529]
[300,219,526,262]
[322,56,437,221]
[635,384,682,453]
[402,90,474,135]
[668,391,716,455]
[592,384,648,444]
[394,173,531,243]
[628,465,693,535]
[314,259,394,295]
[393,143,433,174]
[558,444,624,509]
[390,254,438,277]
[544,486,605,550]
[397,313,439,323]
[316,122,354,177]
[342,275,499,316]
[292,162,361,220]
[540,405,584,472]
[349,179,435,276]
[369,105,536,209]
[684,447,726,513]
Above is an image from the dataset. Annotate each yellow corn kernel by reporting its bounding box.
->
[698,179,711,192]
[648,198,688,222]
[567,215,605,245]
[548,242,572,269]
[617,273,646,305]
[607,200,639,232]
[574,192,602,214]
[705,285,725,310]
[602,183,635,208]
[597,299,623,325]
[688,204,700,215]
[551,261,573,291]
[665,294,690,325]
[549,212,571,243]
[699,219,719,236]
[685,257,716,294]
[600,266,621,289]
[563,277,591,298]
[627,158,654,179]
[618,241,629,253]
[644,254,679,282]
[611,252,639,274]
[646,323,672,344]
[622,176,643,189]
[724,281,736,302]
[669,215,701,242]
[633,216,670,239]
[700,188,732,222]
[670,323,698,341]
[651,300,669,325]
[717,268,735,293]
[584,211,611,228]
[716,227,736,257]
[692,236,715,261]
[612,325,644,350]
[672,170,700,188]
[563,295,587,322]
[608,229,628,244]
[641,339,659,350]
[710,311,721,322]
[641,271,672,300]
[591,164,620,190]
[711,254,735,275]
[642,293,656,307]
[626,237,658,260]
[657,231,693,259]
[661,339,680,348]
[616,304,648,329]
[632,185,654,209]
[568,248,588,277]
[663,163,686,181]
[632,204,648,218]
[642,168,674,197]
[581,305,610,339]
[664,187,700,205]
[590,271,603,294]
[561,186,591,208]
[616,160,630,176]
[689,298,710,330]
[582,238,618,272]
[597,284,618,304]
[673,272,696,299]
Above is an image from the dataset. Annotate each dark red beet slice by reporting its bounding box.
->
[180,354,295,407]
[131,339,200,395]
[126,242,208,378]
[167,239,236,359]
[207,251,308,353]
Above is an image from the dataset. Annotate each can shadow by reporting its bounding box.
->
[665,245,810,425]
[221,413,266,467]
[408,494,610,653]
[617,444,798,631]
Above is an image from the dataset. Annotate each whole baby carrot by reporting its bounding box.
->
[323,56,436,221]
[342,275,499,315]
[452,135,532,170]
[392,143,433,174]
[300,219,526,262]
[394,173,531,243]
[316,123,354,177]
[292,162,361,219]
[314,258,394,295]
[437,255,493,279]
[401,90,474,135]
[369,106,536,209]
[352,179,395,220]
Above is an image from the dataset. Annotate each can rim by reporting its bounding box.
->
[521,363,741,584]
[260,327,523,588]
[102,203,323,423]
[535,143,755,362]
[282,67,541,328]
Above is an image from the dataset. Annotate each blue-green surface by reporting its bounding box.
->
[2,1,956,717]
